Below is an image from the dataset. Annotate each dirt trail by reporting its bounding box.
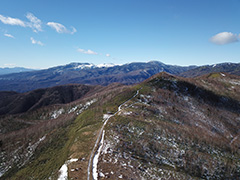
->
[87,90,139,180]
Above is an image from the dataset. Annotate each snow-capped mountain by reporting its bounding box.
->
[63,62,118,70]
[0,61,239,93]
[69,62,117,69]
[71,63,96,69]
[0,61,195,92]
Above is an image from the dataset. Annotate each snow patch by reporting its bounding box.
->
[96,63,115,68]
[103,114,112,121]
[229,80,240,86]
[102,141,113,155]
[77,99,97,115]
[58,164,68,180]
[51,108,64,119]
[72,63,121,70]
[58,158,78,180]
[73,63,95,69]
[99,172,105,178]
[122,111,132,115]
[119,174,123,178]
[68,105,79,114]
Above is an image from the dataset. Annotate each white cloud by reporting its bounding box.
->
[71,27,77,34]
[26,13,42,32]
[106,54,111,57]
[0,13,42,33]
[47,22,77,34]
[30,37,44,46]
[0,13,77,35]
[210,32,239,45]
[47,22,67,33]
[77,48,98,55]
[4,33,14,38]
[0,14,26,27]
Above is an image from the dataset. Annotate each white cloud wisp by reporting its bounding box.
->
[0,13,77,35]
[210,32,239,45]
[77,48,98,55]
[71,27,77,34]
[30,37,44,46]
[26,13,42,32]
[47,22,76,34]
[4,33,15,38]
[0,14,26,27]
[0,13,42,33]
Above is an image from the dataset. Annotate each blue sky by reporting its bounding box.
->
[0,0,240,69]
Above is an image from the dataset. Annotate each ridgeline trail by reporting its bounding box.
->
[87,90,139,180]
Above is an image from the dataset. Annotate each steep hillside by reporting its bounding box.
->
[179,62,240,77]
[0,61,195,92]
[0,84,96,115]
[1,73,240,179]
[194,72,240,100]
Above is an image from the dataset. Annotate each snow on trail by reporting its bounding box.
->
[58,164,68,180]
[92,130,105,180]
[87,90,139,180]
[118,90,139,112]
[58,159,78,180]
[87,112,113,180]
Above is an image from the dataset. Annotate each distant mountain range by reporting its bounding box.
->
[0,61,239,93]
[0,67,36,75]
[0,61,195,92]
[179,62,240,77]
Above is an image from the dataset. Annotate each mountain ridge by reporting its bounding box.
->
[179,62,240,77]
[1,61,239,93]
[0,61,196,92]
[0,67,36,75]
